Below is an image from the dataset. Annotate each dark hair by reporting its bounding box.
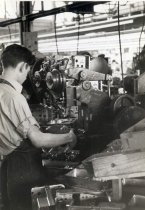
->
[1,44,36,69]
[77,51,92,57]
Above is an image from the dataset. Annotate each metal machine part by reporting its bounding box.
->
[31,185,65,210]
[135,72,145,95]
[31,178,111,210]
[110,94,135,115]
[73,55,90,69]
[129,195,145,207]
[82,81,92,91]
[27,58,78,129]
[80,70,112,81]
[46,69,66,92]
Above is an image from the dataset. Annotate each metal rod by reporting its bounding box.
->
[122,178,145,187]
[117,1,124,83]
[123,186,145,196]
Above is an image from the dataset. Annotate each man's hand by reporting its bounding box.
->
[68,129,77,149]
[28,124,77,149]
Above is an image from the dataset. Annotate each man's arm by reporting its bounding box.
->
[27,125,76,148]
[4,95,76,148]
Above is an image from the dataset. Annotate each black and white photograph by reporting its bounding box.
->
[0,0,145,209]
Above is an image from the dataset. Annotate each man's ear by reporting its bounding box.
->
[17,62,25,72]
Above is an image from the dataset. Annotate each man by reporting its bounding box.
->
[0,44,76,210]
[90,56,110,74]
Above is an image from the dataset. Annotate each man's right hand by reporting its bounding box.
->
[28,125,77,149]
[68,129,77,149]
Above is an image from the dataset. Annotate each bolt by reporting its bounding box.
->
[111,163,116,168]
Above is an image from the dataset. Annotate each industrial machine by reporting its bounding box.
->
[23,55,112,159]
[23,54,145,162]
[23,54,145,210]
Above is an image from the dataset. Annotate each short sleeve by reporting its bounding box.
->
[3,94,40,139]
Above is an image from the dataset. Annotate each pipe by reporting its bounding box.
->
[122,178,145,187]
[123,186,145,196]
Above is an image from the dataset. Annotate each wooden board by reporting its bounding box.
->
[120,131,145,151]
[120,118,145,136]
[88,150,145,181]
[120,118,145,151]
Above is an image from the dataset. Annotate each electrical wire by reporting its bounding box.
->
[15,1,18,17]
[117,1,124,82]
[54,14,59,55]
[139,2,145,55]
[76,14,80,55]
[15,1,18,35]
[8,26,12,40]
[4,0,12,40]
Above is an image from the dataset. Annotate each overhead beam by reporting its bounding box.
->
[0,1,108,27]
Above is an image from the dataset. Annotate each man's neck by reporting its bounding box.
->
[2,71,17,82]
[1,74,22,93]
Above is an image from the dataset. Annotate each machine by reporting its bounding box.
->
[23,54,145,163]
[23,54,145,210]
[23,55,112,160]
